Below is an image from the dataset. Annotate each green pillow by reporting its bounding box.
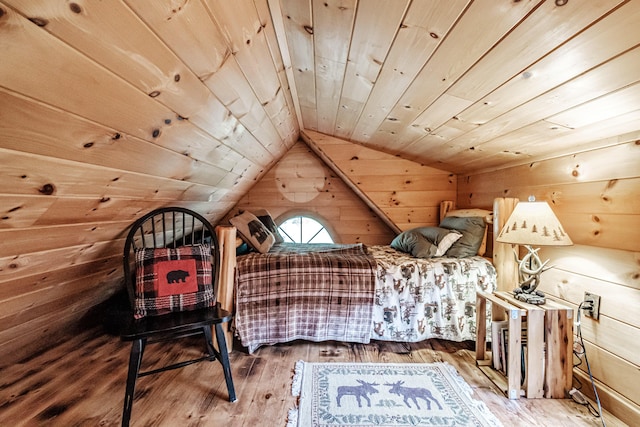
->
[439,216,486,258]
[391,227,458,258]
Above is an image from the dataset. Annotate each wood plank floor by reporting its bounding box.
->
[0,327,626,426]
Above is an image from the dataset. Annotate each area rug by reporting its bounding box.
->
[288,361,503,427]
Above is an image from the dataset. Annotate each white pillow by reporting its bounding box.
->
[435,231,463,256]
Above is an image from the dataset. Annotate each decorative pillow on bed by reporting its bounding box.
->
[435,230,463,256]
[443,208,492,256]
[134,244,215,319]
[252,208,284,243]
[391,227,462,258]
[230,211,275,254]
[439,216,487,258]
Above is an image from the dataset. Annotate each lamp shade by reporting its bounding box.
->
[496,201,572,246]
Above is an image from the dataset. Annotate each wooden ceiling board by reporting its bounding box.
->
[280,0,316,129]
[260,0,305,134]
[271,0,640,175]
[437,109,640,174]
[123,1,285,159]
[0,148,225,201]
[334,0,409,139]
[447,0,625,101]
[0,222,130,258]
[425,44,640,160]
[313,0,356,134]
[403,2,640,171]
[545,81,640,129]
[203,57,285,155]
[457,1,640,126]
[398,0,626,157]
[348,0,470,143]
[0,5,167,140]
[405,93,473,146]
[204,0,288,129]
[123,0,230,79]
[5,0,210,113]
[368,0,541,149]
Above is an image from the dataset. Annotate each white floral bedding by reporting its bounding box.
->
[368,245,496,342]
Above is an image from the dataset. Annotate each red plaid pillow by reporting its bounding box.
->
[134,244,215,319]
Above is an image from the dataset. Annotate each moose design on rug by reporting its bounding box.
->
[336,380,379,408]
[292,362,504,427]
[335,378,442,411]
[385,380,443,410]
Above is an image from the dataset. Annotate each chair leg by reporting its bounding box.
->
[122,338,145,427]
[214,323,237,402]
[202,326,217,361]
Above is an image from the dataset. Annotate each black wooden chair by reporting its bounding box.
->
[119,207,236,426]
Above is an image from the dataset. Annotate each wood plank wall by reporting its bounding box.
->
[223,141,396,245]
[302,130,459,231]
[0,1,299,367]
[457,139,640,425]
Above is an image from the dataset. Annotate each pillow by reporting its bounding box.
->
[252,208,284,243]
[439,216,487,258]
[435,231,463,256]
[229,211,275,253]
[445,208,492,256]
[391,227,461,258]
[391,230,437,258]
[134,244,215,319]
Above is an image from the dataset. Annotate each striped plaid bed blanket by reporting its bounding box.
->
[235,243,377,353]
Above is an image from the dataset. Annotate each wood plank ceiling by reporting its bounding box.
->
[278,0,640,174]
[1,0,638,211]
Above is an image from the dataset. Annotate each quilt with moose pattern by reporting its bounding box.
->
[368,245,496,343]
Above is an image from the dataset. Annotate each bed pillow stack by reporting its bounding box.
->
[440,208,492,258]
[391,226,462,258]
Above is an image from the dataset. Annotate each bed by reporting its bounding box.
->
[226,201,504,354]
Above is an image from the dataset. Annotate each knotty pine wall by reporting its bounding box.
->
[301,130,460,232]
[224,141,397,245]
[225,132,459,245]
[0,1,298,367]
[457,138,640,425]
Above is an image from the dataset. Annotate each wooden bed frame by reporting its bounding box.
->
[214,197,520,352]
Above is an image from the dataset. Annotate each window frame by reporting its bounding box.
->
[275,211,337,244]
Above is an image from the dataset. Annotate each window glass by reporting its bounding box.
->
[278,216,334,243]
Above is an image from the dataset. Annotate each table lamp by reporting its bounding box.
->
[496,196,573,304]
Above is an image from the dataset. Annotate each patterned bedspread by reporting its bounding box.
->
[235,243,377,353]
[368,245,496,342]
[234,244,496,353]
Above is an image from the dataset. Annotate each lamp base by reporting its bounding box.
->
[513,287,546,305]
[512,244,552,305]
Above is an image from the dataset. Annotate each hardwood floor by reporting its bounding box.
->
[0,327,626,427]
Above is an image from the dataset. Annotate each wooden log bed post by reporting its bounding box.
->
[492,197,519,293]
[215,225,236,353]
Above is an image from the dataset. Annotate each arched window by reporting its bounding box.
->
[278,215,334,243]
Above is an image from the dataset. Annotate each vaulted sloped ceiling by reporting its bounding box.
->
[1,0,639,224]
[277,0,640,174]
